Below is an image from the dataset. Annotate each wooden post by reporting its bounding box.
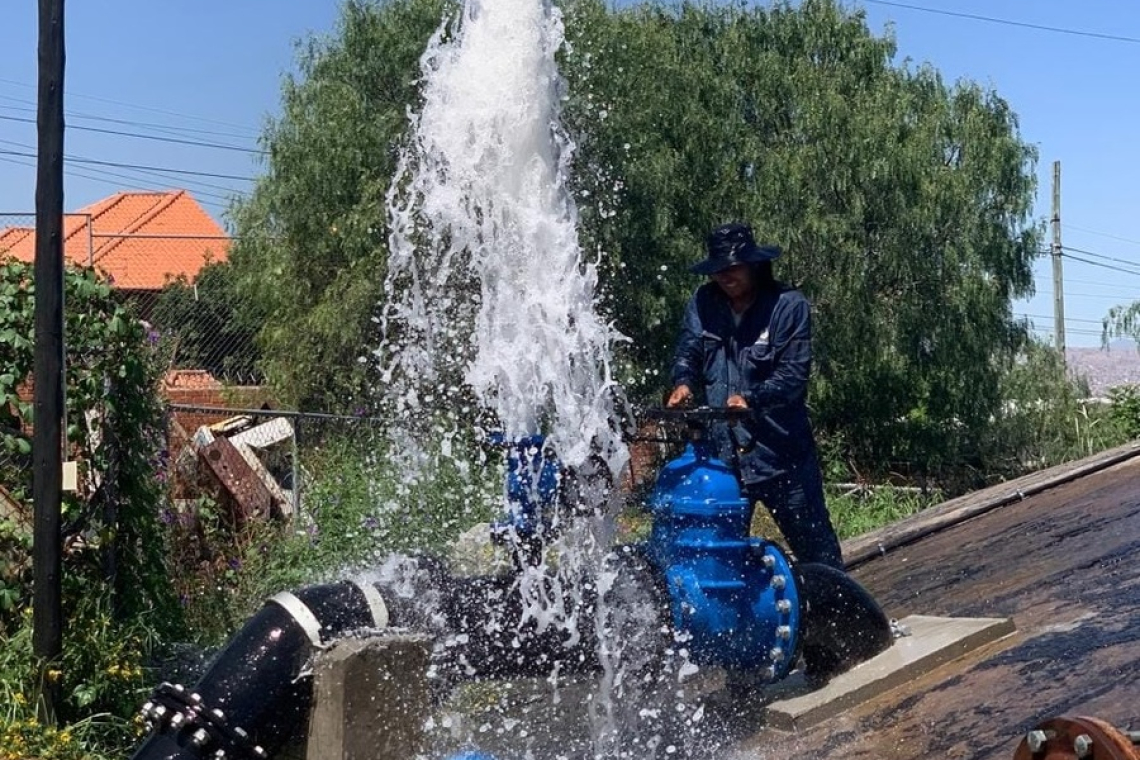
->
[33,0,66,721]
[1051,160,1066,360]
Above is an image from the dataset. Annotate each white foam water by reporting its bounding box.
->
[381,0,627,479]
[376,0,639,753]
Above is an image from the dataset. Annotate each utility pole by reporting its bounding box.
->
[1051,160,1066,362]
[33,0,66,721]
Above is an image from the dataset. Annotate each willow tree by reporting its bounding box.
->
[230,0,1040,481]
[227,0,447,411]
[561,0,1040,480]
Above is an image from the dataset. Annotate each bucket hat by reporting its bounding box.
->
[690,223,782,275]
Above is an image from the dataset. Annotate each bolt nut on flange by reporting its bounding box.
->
[1026,730,1049,754]
[1013,715,1140,760]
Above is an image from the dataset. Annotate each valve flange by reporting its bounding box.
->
[1012,716,1139,760]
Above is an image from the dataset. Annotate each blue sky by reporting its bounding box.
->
[1,0,1138,347]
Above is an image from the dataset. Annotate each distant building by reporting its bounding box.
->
[0,190,229,298]
[1,190,240,409]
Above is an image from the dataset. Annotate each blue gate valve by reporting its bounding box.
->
[642,413,801,678]
[487,433,562,560]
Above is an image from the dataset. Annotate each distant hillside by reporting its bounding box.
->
[1067,340,1140,397]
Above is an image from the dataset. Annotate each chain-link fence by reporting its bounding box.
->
[0,213,272,519]
[0,211,95,265]
[87,230,267,387]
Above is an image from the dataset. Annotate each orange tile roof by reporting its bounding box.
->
[164,369,223,390]
[0,190,229,290]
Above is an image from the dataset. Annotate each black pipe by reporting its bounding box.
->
[130,582,376,760]
[794,562,893,685]
[129,556,888,760]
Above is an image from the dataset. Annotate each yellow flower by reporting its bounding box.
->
[45,668,63,683]
[59,729,72,744]
[13,692,25,704]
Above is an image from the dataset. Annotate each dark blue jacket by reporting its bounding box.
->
[671,281,817,484]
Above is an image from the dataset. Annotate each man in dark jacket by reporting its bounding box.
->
[667,222,844,570]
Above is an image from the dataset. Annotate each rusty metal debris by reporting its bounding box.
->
[184,415,295,528]
[197,436,274,529]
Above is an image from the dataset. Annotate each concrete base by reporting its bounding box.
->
[306,632,433,760]
[762,614,1016,731]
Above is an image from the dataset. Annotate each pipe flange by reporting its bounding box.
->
[141,682,269,760]
[1012,716,1140,760]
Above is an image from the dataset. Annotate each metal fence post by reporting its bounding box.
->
[293,416,301,520]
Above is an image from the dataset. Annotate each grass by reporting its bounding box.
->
[826,485,939,540]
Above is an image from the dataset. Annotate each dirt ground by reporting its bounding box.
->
[730,456,1140,760]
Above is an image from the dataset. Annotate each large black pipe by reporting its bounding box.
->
[131,582,376,760]
[795,562,894,684]
[128,558,649,760]
[129,556,890,760]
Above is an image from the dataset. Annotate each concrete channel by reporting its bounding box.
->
[729,441,1140,759]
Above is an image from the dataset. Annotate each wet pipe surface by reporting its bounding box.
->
[734,458,1140,760]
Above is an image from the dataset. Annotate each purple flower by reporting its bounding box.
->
[227,557,242,571]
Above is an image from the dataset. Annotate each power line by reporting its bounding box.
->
[0,97,259,142]
[1037,291,1137,302]
[0,147,255,182]
[1018,321,1104,338]
[1064,245,1140,270]
[1066,277,1140,292]
[1062,251,1140,278]
[1063,224,1140,248]
[0,141,250,196]
[1019,313,1104,326]
[0,155,234,209]
[860,1,1140,45]
[0,113,266,155]
[0,76,259,133]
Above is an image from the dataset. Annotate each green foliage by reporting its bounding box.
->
[826,486,939,539]
[0,257,178,756]
[150,263,263,383]
[228,0,449,411]
[561,0,1040,484]
[972,339,1125,485]
[0,258,179,630]
[1103,302,1140,349]
[0,517,30,619]
[1106,384,1140,440]
[0,640,132,760]
[175,422,500,644]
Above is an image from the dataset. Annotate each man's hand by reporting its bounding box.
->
[667,384,693,408]
[726,394,749,409]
